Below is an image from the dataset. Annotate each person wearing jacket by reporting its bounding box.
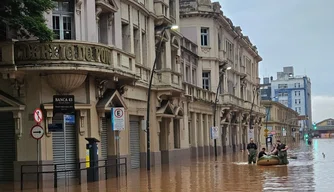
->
[247,138,257,164]
[271,140,289,165]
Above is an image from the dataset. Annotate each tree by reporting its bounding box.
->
[0,0,55,41]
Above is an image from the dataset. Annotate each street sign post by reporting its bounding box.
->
[111,108,125,131]
[33,108,43,124]
[210,127,219,139]
[30,124,44,188]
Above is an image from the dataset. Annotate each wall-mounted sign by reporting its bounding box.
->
[53,95,75,115]
[111,108,125,131]
[64,114,75,125]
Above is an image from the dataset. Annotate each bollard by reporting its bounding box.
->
[115,158,118,178]
[78,162,82,185]
[20,166,23,190]
[105,159,108,180]
[37,170,40,189]
[54,164,57,188]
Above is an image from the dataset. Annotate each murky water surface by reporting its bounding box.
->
[2,139,334,192]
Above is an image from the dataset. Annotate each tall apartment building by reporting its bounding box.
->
[270,67,312,130]
[260,76,273,100]
[179,0,265,153]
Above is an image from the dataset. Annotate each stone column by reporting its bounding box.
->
[203,114,209,156]
[190,112,197,158]
[197,113,204,156]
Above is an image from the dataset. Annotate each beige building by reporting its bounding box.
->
[261,100,300,146]
[0,0,185,182]
[179,0,265,153]
[0,0,265,183]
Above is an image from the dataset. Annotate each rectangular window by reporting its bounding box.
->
[142,32,147,66]
[278,84,288,89]
[294,83,301,88]
[52,0,74,40]
[295,99,301,104]
[186,66,190,83]
[192,69,197,85]
[218,34,221,50]
[283,93,288,96]
[202,72,210,90]
[200,28,209,46]
[226,40,234,61]
[294,91,301,96]
[133,27,140,63]
[169,0,176,18]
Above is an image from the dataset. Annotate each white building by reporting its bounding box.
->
[179,0,265,153]
[271,67,312,130]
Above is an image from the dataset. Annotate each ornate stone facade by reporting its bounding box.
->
[180,0,266,153]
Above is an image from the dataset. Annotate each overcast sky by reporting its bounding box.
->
[217,0,334,122]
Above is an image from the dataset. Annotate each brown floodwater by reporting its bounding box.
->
[1,139,333,192]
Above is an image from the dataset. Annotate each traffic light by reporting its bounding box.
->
[305,134,309,139]
[313,123,317,130]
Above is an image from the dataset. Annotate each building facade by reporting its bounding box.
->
[270,66,312,132]
[0,0,186,182]
[313,118,334,138]
[0,0,265,183]
[261,100,300,146]
[179,0,265,153]
[260,76,273,100]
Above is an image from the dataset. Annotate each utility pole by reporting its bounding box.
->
[146,25,178,170]
[212,63,230,160]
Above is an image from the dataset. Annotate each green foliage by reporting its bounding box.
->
[0,0,55,41]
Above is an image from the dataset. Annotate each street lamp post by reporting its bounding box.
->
[146,25,178,171]
[264,97,278,148]
[248,87,259,142]
[213,64,231,160]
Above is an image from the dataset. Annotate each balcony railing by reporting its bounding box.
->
[221,93,243,106]
[135,64,150,82]
[1,40,138,78]
[154,69,183,90]
[0,40,15,66]
[183,83,215,102]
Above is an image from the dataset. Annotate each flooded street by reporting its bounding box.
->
[2,139,334,192]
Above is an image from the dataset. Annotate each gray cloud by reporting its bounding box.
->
[312,96,334,122]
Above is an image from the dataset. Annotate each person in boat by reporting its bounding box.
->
[271,144,278,156]
[258,148,267,158]
[271,140,289,165]
[247,138,257,164]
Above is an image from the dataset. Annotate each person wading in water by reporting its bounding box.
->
[271,140,289,165]
[247,138,257,164]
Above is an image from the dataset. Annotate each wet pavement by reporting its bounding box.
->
[1,139,333,192]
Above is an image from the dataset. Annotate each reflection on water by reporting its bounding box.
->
[3,139,334,192]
